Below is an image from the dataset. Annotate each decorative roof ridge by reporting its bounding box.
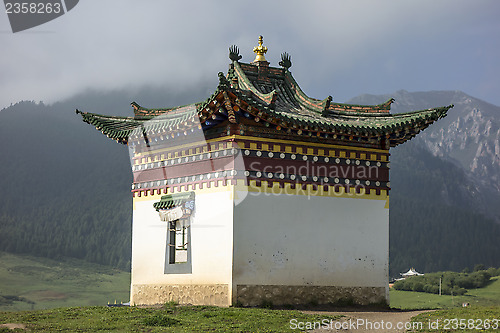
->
[327,98,394,113]
[282,70,331,113]
[326,105,450,119]
[76,109,137,121]
[232,61,277,105]
[326,106,453,128]
[131,101,197,118]
[131,102,171,112]
[76,108,200,123]
[378,104,453,118]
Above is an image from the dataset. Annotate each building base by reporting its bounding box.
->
[131,284,230,307]
[130,283,387,308]
[236,285,387,307]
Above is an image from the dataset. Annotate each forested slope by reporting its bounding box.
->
[390,141,500,276]
[0,100,132,269]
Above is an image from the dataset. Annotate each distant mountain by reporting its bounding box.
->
[349,90,500,222]
[0,89,499,277]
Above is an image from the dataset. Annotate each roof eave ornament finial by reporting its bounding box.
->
[229,45,242,62]
[252,35,268,62]
[279,52,292,70]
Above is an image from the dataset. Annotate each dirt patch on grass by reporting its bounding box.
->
[0,323,26,330]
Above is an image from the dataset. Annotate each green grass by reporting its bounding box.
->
[411,306,500,332]
[0,303,340,332]
[390,280,500,332]
[390,276,500,310]
[0,252,130,311]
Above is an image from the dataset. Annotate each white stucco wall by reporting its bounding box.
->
[130,187,234,288]
[232,192,389,288]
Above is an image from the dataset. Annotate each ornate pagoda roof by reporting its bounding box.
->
[77,37,453,148]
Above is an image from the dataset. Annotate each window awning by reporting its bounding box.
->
[153,192,195,211]
[154,192,195,222]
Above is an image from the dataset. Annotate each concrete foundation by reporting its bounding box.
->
[131,284,230,306]
[235,285,387,307]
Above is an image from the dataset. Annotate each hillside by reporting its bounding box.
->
[389,141,500,275]
[0,252,130,311]
[0,100,132,269]
[0,89,498,277]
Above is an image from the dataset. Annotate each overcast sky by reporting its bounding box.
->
[1,0,499,111]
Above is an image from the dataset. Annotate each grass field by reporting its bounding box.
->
[390,276,500,310]
[0,302,340,332]
[411,306,500,332]
[0,252,130,311]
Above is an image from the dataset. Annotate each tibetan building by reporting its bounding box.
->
[77,36,452,307]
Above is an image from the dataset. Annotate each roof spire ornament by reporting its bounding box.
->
[229,45,242,62]
[279,52,292,70]
[252,35,268,62]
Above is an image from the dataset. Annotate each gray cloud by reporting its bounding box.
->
[1,0,499,110]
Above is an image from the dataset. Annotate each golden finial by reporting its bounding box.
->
[253,35,268,62]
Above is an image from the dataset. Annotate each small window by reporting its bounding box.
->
[154,192,194,274]
[168,219,189,264]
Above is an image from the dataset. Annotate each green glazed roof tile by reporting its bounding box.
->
[153,192,195,211]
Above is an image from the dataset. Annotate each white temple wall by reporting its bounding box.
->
[232,191,389,306]
[130,186,234,306]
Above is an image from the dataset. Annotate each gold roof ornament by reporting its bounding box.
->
[252,35,268,62]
